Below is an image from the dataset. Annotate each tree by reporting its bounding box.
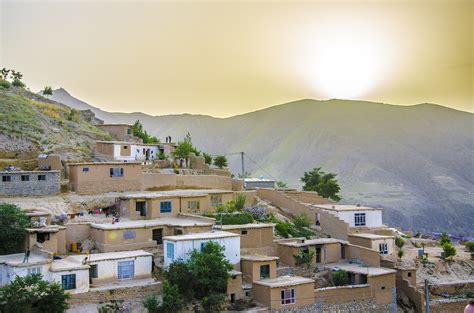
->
[293,249,315,267]
[276,180,288,188]
[233,193,247,211]
[439,232,451,246]
[10,70,25,88]
[395,236,405,249]
[398,248,404,260]
[0,203,29,255]
[165,261,194,302]
[173,135,194,166]
[292,213,310,229]
[213,155,228,169]
[161,281,185,313]
[442,243,456,260]
[202,152,212,165]
[143,294,160,313]
[332,269,350,286]
[301,167,341,201]
[0,274,70,313]
[131,120,159,144]
[42,86,53,97]
[0,68,10,80]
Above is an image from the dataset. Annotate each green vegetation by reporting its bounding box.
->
[438,233,456,260]
[157,150,167,160]
[42,86,53,97]
[203,152,212,165]
[0,79,10,89]
[0,92,43,139]
[0,203,29,255]
[395,236,405,249]
[398,249,404,260]
[276,180,288,188]
[332,269,350,286]
[263,213,314,239]
[213,155,228,169]
[173,132,196,163]
[0,274,70,313]
[465,241,474,260]
[439,232,451,246]
[132,120,160,143]
[143,294,160,313]
[301,167,341,201]
[293,249,315,267]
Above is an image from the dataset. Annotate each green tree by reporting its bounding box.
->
[301,167,341,201]
[42,86,53,97]
[292,213,310,229]
[165,261,194,302]
[143,294,160,313]
[0,68,10,80]
[442,242,456,260]
[293,249,315,267]
[395,236,405,249]
[202,152,212,165]
[213,155,228,169]
[233,193,247,211]
[131,120,159,144]
[276,180,288,188]
[439,232,451,246]
[332,269,350,286]
[0,274,70,313]
[10,70,25,88]
[0,203,29,254]
[398,248,404,260]
[161,281,185,313]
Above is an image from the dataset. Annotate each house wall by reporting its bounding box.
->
[277,243,340,267]
[0,171,60,196]
[176,175,233,190]
[69,163,142,195]
[181,196,211,214]
[231,179,244,191]
[227,273,245,301]
[348,236,395,256]
[27,229,66,255]
[50,268,89,294]
[253,282,315,310]
[345,244,381,267]
[337,210,383,228]
[241,259,277,282]
[65,223,91,249]
[38,154,62,171]
[367,273,396,305]
[226,227,274,252]
[284,191,332,205]
[96,125,132,141]
[92,227,159,252]
[236,190,257,207]
[0,263,51,286]
[314,285,372,303]
[164,236,241,267]
[90,255,152,285]
[142,172,177,190]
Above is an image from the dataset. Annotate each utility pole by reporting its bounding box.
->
[241,152,245,190]
[425,279,430,313]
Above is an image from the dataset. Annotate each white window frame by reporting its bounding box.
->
[280,288,296,305]
[27,267,41,275]
[354,213,366,226]
[379,243,388,255]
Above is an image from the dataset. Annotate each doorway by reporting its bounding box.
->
[152,228,163,244]
[315,247,321,263]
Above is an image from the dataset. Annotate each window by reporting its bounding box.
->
[61,274,76,290]
[241,230,248,235]
[123,230,136,240]
[117,260,135,279]
[123,145,128,149]
[166,242,174,260]
[407,272,412,277]
[280,288,295,305]
[200,242,209,251]
[89,264,98,278]
[127,128,132,135]
[2,176,11,182]
[136,201,147,217]
[21,175,30,181]
[381,286,386,290]
[187,201,200,212]
[260,264,270,279]
[82,167,89,172]
[110,167,124,177]
[27,267,41,275]
[38,175,46,181]
[160,201,172,213]
[36,232,50,243]
[354,213,366,226]
[211,195,222,207]
[379,243,388,255]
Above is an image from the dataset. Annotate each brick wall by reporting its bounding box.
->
[0,171,60,196]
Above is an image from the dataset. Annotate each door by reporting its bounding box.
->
[145,149,150,160]
[316,247,321,263]
[117,260,135,279]
[152,228,163,244]
[89,264,98,283]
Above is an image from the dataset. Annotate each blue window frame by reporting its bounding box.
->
[166,242,174,260]
[160,201,172,213]
[117,260,135,279]
[61,274,76,290]
[200,242,207,251]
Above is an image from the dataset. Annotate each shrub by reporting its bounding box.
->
[143,294,160,313]
[464,241,474,252]
[233,193,247,211]
[442,243,456,260]
[395,236,405,249]
[294,249,315,267]
[398,248,404,260]
[0,203,29,254]
[203,152,212,165]
[11,79,25,88]
[213,155,228,169]
[293,214,310,228]
[332,269,350,286]
[221,213,254,225]
[439,232,451,246]
[157,151,167,160]
[0,79,10,89]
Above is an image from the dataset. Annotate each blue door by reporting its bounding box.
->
[117,260,135,279]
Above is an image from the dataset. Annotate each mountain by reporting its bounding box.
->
[50,89,474,236]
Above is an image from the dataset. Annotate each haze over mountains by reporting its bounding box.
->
[50,88,474,236]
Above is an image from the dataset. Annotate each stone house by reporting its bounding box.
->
[0,170,60,196]
[38,154,62,171]
[163,230,241,267]
[348,233,395,258]
[68,162,143,195]
[227,270,245,304]
[219,223,275,255]
[95,141,175,162]
[96,124,137,142]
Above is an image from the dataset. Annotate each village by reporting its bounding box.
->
[0,121,472,313]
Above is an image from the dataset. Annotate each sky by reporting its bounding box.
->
[1,0,472,117]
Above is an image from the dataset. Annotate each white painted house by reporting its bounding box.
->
[95,141,175,162]
[163,231,240,267]
[314,204,383,228]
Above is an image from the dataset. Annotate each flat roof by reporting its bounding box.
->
[97,141,171,147]
[120,189,234,199]
[97,124,132,127]
[244,178,275,182]
[0,170,60,174]
[67,161,142,166]
[321,262,397,277]
[91,217,214,230]
[348,233,394,240]
[241,254,279,262]
[0,252,51,267]
[163,230,239,241]
[253,275,314,288]
[313,204,382,212]
[219,223,275,230]
[64,250,152,265]
[277,238,342,247]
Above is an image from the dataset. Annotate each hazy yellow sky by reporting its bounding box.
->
[1,1,472,117]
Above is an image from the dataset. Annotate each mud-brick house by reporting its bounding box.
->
[0,170,60,196]
[227,270,245,304]
[95,141,175,162]
[348,233,395,258]
[252,276,315,310]
[91,215,214,252]
[96,124,137,142]
[276,238,344,267]
[68,162,142,195]
[219,223,275,255]
[163,231,241,267]
[240,254,279,282]
[313,204,384,228]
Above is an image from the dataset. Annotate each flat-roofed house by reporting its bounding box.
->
[252,276,315,310]
[276,238,344,267]
[163,231,240,267]
[0,170,60,196]
[348,233,395,258]
[96,124,136,142]
[240,254,279,283]
[219,223,275,255]
[68,162,143,195]
[313,204,383,228]
[95,141,175,162]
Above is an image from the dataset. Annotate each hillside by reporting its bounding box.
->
[50,90,474,236]
[0,86,111,169]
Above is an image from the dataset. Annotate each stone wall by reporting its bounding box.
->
[68,282,161,304]
[0,171,60,196]
[271,298,394,313]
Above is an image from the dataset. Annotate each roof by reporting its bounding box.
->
[253,275,314,288]
[0,252,51,267]
[163,230,239,241]
[219,223,275,230]
[321,262,397,277]
[244,178,275,183]
[67,161,142,166]
[230,270,242,276]
[277,238,342,247]
[97,124,132,127]
[120,189,234,199]
[96,141,165,147]
[26,225,65,233]
[313,204,382,212]
[241,254,279,262]
[0,170,60,174]
[348,233,394,240]
[91,217,214,230]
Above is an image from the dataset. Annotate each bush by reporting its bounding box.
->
[213,155,228,169]
[203,152,212,165]
[220,213,254,225]
[0,203,29,254]
[398,248,404,260]
[293,214,310,228]
[143,294,160,313]
[395,236,405,249]
[11,79,25,88]
[233,193,247,211]
[157,151,167,160]
[439,232,451,246]
[293,249,315,267]
[464,241,474,252]
[332,269,350,286]
[442,242,456,260]
[0,79,10,89]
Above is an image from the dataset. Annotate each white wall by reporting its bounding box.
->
[50,269,89,294]
[0,263,51,286]
[371,238,395,256]
[112,144,160,161]
[164,237,240,267]
[336,210,383,227]
[91,256,152,281]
